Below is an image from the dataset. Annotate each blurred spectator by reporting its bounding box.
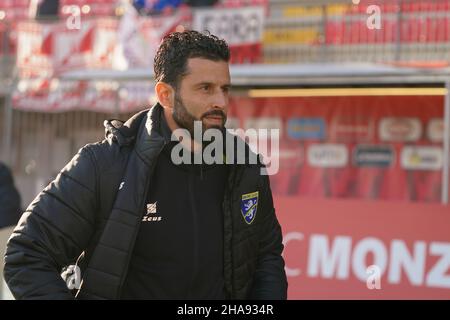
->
[132,0,147,11]
[185,0,219,7]
[130,0,220,16]
[0,163,22,229]
[35,0,59,19]
[152,0,183,11]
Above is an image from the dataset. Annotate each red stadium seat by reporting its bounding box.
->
[383,19,396,43]
[297,166,327,198]
[270,168,300,196]
[349,21,361,44]
[377,144,411,201]
[327,166,358,198]
[381,3,398,14]
[435,17,448,42]
[378,170,411,201]
[353,168,385,200]
[325,21,344,45]
[409,171,442,202]
[359,20,369,44]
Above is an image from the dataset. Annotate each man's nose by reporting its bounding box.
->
[212,90,228,110]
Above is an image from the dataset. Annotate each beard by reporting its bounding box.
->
[172,92,227,141]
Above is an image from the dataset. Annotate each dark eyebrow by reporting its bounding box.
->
[194,82,231,88]
[195,82,214,87]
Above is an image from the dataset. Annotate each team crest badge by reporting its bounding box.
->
[240,191,259,224]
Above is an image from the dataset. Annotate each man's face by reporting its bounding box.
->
[172,57,231,137]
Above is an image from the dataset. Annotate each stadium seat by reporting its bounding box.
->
[410,170,442,202]
[353,168,385,200]
[377,144,411,201]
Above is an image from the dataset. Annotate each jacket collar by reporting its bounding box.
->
[134,103,169,166]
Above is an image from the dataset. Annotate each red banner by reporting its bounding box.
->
[192,6,265,63]
[228,95,445,202]
[228,95,450,298]
[16,18,119,77]
[277,197,450,299]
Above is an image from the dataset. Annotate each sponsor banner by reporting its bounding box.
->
[17,19,119,76]
[55,18,118,72]
[308,144,348,168]
[379,117,422,142]
[16,12,189,76]
[53,20,96,72]
[353,144,395,168]
[282,4,348,18]
[401,146,443,171]
[244,117,283,139]
[287,118,326,140]
[13,79,153,113]
[90,18,118,69]
[427,118,444,143]
[331,116,374,141]
[263,28,320,45]
[192,6,264,45]
[277,197,450,299]
[192,6,264,62]
[228,95,444,202]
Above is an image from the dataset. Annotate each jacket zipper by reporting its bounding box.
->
[187,165,199,298]
[116,142,167,298]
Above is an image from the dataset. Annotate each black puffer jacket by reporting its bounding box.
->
[3,104,287,300]
[0,163,21,229]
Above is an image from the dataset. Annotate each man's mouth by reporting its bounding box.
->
[203,116,224,125]
[204,115,223,120]
[202,112,225,126]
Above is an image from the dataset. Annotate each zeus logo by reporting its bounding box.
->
[142,202,162,222]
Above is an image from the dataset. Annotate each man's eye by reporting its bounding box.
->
[201,85,210,91]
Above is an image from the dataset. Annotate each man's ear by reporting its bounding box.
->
[155,82,175,109]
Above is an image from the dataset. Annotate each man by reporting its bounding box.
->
[3,30,287,300]
[0,163,22,229]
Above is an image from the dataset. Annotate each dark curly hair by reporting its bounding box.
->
[153,30,230,89]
